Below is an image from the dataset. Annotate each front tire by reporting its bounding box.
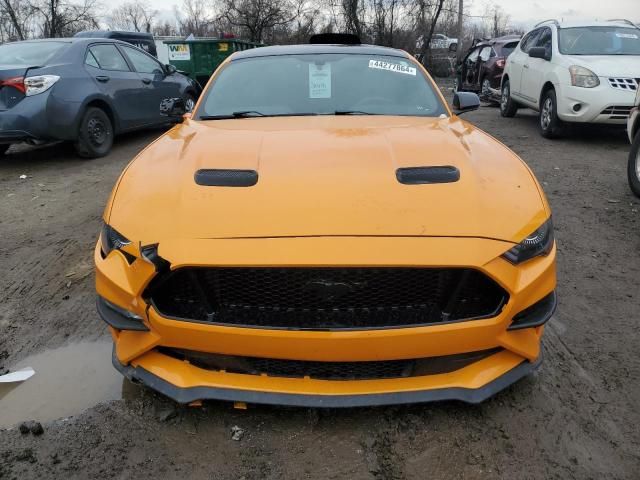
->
[481,77,491,99]
[184,93,196,113]
[628,131,640,198]
[0,144,9,156]
[74,107,113,159]
[449,43,457,52]
[539,89,564,139]
[500,79,518,117]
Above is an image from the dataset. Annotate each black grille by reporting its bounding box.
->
[160,347,502,380]
[146,267,508,330]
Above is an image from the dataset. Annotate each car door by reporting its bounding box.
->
[509,29,541,97]
[119,45,181,125]
[463,48,480,89]
[85,43,148,130]
[475,46,493,88]
[521,27,553,106]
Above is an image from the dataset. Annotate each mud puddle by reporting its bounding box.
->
[0,341,125,429]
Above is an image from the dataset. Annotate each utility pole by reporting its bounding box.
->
[456,0,463,62]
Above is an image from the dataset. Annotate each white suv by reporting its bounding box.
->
[500,19,640,138]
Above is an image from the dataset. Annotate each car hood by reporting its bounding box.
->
[563,55,640,77]
[108,116,549,244]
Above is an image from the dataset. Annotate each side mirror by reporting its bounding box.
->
[453,91,480,114]
[529,47,551,61]
[164,64,177,75]
[160,97,186,122]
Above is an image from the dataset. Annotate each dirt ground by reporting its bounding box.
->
[1,86,639,479]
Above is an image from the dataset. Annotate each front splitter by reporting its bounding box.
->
[113,349,542,407]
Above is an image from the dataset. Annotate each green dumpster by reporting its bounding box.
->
[164,39,262,87]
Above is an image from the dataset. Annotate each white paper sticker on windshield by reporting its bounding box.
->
[616,32,638,39]
[309,63,331,98]
[369,59,416,76]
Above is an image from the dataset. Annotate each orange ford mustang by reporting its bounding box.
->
[96,39,556,407]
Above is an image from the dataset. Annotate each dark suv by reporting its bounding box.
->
[455,35,520,101]
[75,31,157,57]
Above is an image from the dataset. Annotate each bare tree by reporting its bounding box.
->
[340,0,363,38]
[0,0,34,40]
[177,0,215,36]
[370,0,402,46]
[488,4,508,38]
[415,0,446,64]
[220,0,304,43]
[29,0,100,37]
[108,0,157,32]
[153,21,179,37]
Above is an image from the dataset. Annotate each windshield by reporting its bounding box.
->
[0,41,68,66]
[196,53,447,118]
[559,26,640,55]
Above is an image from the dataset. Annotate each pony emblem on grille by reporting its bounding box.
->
[303,279,367,303]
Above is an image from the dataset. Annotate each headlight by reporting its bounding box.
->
[569,66,599,88]
[502,218,554,264]
[24,75,60,96]
[100,223,131,257]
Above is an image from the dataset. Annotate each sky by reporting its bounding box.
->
[114,0,640,29]
[468,0,640,28]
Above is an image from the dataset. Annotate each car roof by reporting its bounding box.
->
[536,20,639,29]
[75,30,154,39]
[475,35,521,48]
[10,37,126,45]
[232,44,411,60]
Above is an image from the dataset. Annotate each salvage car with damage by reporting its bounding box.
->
[0,38,200,158]
[96,35,557,407]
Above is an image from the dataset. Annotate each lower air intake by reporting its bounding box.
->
[160,347,503,380]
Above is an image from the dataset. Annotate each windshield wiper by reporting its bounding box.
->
[232,110,265,117]
[199,112,319,120]
[333,110,377,115]
[197,111,265,120]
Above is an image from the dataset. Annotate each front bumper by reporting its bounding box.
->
[556,82,636,124]
[96,236,556,406]
[113,346,542,407]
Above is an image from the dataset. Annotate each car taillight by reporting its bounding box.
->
[496,59,505,68]
[0,76,26,94]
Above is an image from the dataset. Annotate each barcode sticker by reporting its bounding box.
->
[368,59,416,75]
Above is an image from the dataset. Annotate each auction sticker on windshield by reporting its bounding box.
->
[368,59,416,76]
[309,63,331,98]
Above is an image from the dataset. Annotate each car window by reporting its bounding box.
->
[0,41,68,66]
[500,41,519,57]
[84,50,100,68]
[88,44,130,71]
[479,46,492,61]
[197,53,447,118]
[536,27,553,56]
[520,29,541,53]
[467,48,480,62]
[121,46,164,74]
[558,26,640,55]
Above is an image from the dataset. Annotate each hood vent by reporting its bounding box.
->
[195,169,258,187]
[396,166,460,185]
